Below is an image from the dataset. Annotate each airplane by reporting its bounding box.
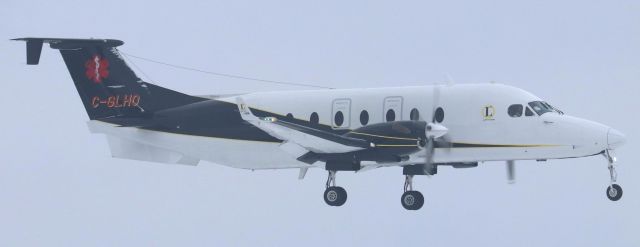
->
[12,37,627,210]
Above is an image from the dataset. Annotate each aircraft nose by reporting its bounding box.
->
[607,128,626,149]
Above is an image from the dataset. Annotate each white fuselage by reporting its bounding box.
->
[90,83,619,169]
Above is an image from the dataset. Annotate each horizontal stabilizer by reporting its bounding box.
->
[106,135,199,166]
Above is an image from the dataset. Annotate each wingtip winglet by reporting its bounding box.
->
[235,97,279,123]
[236,97,255,121]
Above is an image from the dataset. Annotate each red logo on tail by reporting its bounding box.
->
[85,55,110,83]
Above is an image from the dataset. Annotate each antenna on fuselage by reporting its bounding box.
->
[444,73,455,85]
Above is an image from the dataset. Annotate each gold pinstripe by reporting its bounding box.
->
[349,131,418,141]
[375,144,419,147]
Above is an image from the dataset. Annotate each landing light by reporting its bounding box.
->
[261,117,278,122]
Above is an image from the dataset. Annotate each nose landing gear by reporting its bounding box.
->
[605,150,623,201]
[606,184,622,201]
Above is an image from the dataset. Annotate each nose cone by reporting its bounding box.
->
[607,128,626,149]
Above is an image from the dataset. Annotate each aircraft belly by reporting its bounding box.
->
[432,145,601,163]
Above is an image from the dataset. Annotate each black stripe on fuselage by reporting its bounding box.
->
[99,99,345,143]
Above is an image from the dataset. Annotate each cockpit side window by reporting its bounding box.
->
[525,107,535,116]
[528,101,553,115]
[545,103,565,115]
[508,104,523,117]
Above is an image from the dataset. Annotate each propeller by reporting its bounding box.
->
[506,160,515,184]
[422,85,448,175]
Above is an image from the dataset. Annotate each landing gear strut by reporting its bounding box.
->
[324,171,347,206]
[401,175,424,210]
[605,150,623,201]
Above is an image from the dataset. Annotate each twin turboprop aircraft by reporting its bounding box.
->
[13,37,627,210]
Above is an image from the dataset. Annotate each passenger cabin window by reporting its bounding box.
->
[360,110,369,126]
[410,108,420,121]
[310,112,319,124]
[434,107,444,123]
[508,104,523,117]
[386,109,395,122]
[334,111,344,127]
[525,107,535,117]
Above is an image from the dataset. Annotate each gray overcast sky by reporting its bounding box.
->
[1,0,638,246]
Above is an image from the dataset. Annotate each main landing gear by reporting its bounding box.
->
[324,171,347,206]
[401,175,424,210]
[605,150,623,201]
[321,171,426,210]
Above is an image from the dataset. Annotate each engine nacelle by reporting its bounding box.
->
[344,121,426,145]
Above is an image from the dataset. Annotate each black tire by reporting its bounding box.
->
[606,184,623,201]
[335,186,347,206]
[324,186,348,206]
[401,191,424,210]
[414,191,424,209]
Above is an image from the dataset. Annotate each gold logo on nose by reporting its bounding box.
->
[482,105,495,121]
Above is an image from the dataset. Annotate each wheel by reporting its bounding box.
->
[606,184,623,201]
[401,191,424,210]
[400,191,424,210]
[324,186,347,206]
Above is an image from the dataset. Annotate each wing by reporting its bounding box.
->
[236,97,370,154]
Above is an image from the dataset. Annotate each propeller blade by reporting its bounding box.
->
[506,160,515,184]
[439,134,453,150]
[431,85,441,123]
[422,137,435,175]
[423,85,442,175]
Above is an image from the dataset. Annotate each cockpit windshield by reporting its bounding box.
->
[528,101,564,115]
